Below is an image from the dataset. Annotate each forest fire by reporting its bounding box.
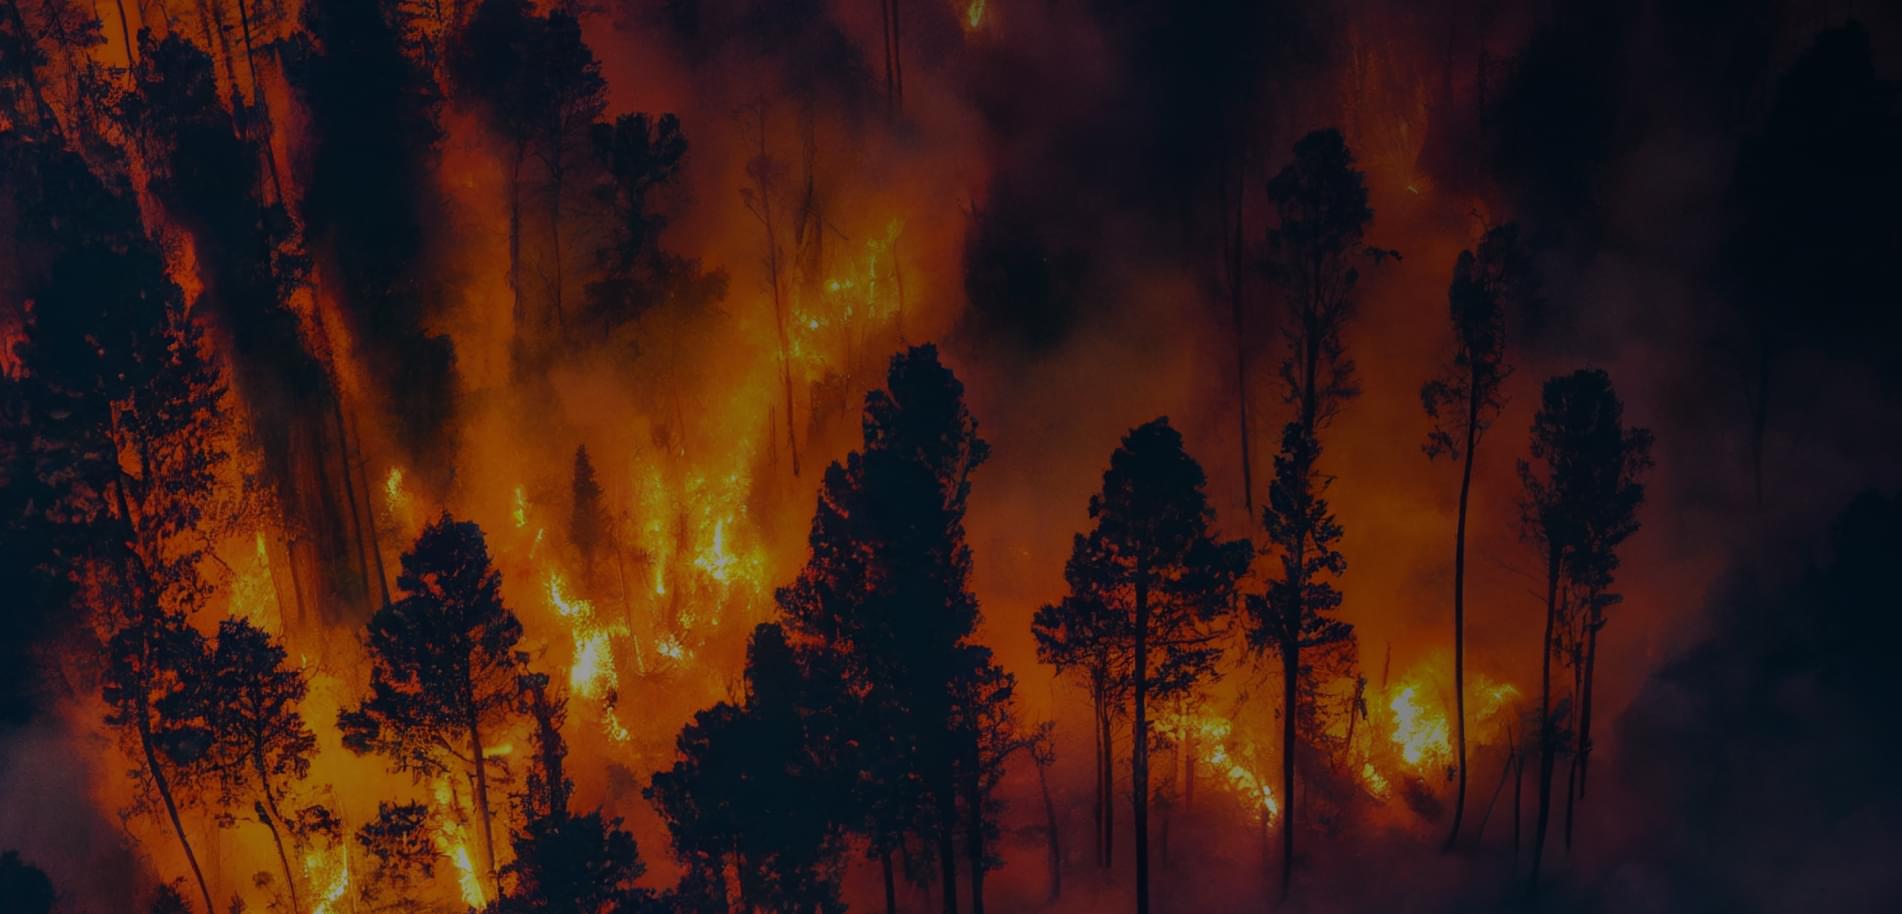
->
[2,2,1899,914]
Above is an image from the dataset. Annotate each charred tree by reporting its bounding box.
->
[1251,128,1381,898]
[1421,223,1524,849]
[1517,369,1651,893]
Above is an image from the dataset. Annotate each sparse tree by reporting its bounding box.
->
[1032,577,1127,869]
[1517,368,1650,893]
[1421,223,1526,848]
[338,514,526,896]
[1027,722,1062,901]
[738,100,800,477]
[532,10,606,339]
[1251,127,1382,897]
[1062,418,1250,914]
[205,617,319,914]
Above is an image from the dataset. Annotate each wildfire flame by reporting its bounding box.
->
[547,572,632,742]
[431,777,488,909]
[1176,715,1280,822]
[1388,683,1451,769]
[302,844,351,914]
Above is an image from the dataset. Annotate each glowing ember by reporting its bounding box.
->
[512,485,530,529]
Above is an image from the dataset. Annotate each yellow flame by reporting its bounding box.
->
[1175,715,1279,822]
[431,778,487,909]
[302,843,350,914]
[966,0,986,30]
[1361,762,1391,799]
[227,531,277,625]
[692,520,736,585]
[512,485,529,529]
[1389,684,1451,768]
[384,467,409,516]
[550,573,618,699]
[602,706,631,743]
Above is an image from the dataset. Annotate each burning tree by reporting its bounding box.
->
[1058,417,1251,914]
[1517,368,1651,893]
[1420,222,1527,848]
[338,513,528,897]
[1250,127,1380,897]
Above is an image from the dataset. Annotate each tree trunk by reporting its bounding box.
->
[349,409,391,606]
[230,0,285,204]
[1101,693,1114,869]
[1133,570,1150,914]
[1472,738,1514,846]
[284,535,309,627]
[256,752,303,914]
[1103,687,1110,866]
[882,847,898,914]
[141,714,215,914]
[1037,756,1061,901]
[1279,638,1297,900]
[1,0,61,133]
[1444,401,1479,851]
[331,393,373,613]
[1095,687,1110,866]
[1227,154,1253,518]
[111,0,137,67]
[1184,715,1195,811]
[965,753,985,914]
[1577,602,1602,798]
[1513,745,1523,859]
[936,773,958,914]
[1528,546,1560,895]
[752,116,800,478]
[465,697,500,893]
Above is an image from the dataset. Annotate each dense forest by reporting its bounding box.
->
[1,1,1899,913]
